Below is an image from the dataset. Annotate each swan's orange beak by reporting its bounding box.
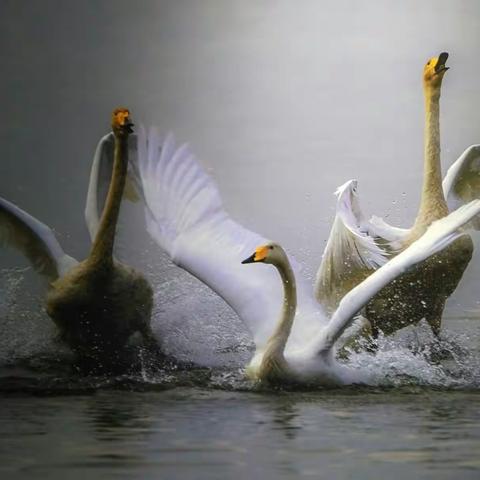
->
[242,245,269,264]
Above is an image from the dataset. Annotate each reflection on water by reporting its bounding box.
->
[1,388,480,480]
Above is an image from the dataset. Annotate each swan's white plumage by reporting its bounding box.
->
[0,197,77,280]
[366,215,409,247]
[443,144,480,229]
[135,127,327,351]
[134,129,480,384]
[315,180,390,311]
[85,133,112,242]
[330,180,387,269]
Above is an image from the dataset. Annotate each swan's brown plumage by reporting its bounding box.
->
[366,53,473,336]
[46,108,155,364]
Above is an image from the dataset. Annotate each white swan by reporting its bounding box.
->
[316,52,480,337]
[132,128,480,384]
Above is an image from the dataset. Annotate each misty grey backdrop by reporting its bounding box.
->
[1,0,480,324]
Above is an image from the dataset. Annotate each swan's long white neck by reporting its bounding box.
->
[261,254,297,367]
[411,82,449,236]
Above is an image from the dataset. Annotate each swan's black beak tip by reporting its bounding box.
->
[436,52,449,73]
[241,253,256,264]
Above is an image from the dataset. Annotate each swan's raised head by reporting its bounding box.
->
[423,52,449,88]
[241,242,284,265]
[112,108,134,136]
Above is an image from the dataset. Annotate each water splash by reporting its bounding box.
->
[1,267,480,393]
[342,321,480,389]
[0,267,59,365]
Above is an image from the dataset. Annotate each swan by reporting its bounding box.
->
[316,52,478,338]
[132,128,480,384]
[0,108,156,368]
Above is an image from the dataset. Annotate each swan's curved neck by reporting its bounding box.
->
[413,84,448,232]
[261,256,297,366]
[88,132,128,266]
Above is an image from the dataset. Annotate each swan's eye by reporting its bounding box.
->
[269,246,274,250]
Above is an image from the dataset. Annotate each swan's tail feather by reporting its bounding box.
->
[134,128,226,257]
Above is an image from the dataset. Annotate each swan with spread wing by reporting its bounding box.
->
[0,109,156,367]
[133,128,480,384]
[316,52,480,338]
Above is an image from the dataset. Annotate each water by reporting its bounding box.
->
[1,388,480,479]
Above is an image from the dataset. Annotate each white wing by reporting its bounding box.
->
[315,180,390,312]
[314,199,480,353]
[0,197,78,281]
[443,144,480,229]
[84,133,140,241]
[134,128,326,350]
[366,215,409,247]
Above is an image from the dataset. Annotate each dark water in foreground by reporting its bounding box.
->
[1,333,480,480]
[1,384,480,480]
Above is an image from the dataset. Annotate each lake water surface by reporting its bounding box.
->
[2,384,480,479]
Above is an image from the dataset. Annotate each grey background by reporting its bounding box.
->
[1,0,479,316]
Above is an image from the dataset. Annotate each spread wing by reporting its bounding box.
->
[443,144,480,229]
[366,215,410,247]
[314,180,391,312]
[0,197,78,281]
[134,127,325,350]
[84,133,140,241]
[314,199,480,354]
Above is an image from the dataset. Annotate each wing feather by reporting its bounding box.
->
[443,144,480,229]
[135,129,325,349]
[84,132,140,242]
[367,215,409,248]
[0,197,77,280]
[315,180,389,312]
